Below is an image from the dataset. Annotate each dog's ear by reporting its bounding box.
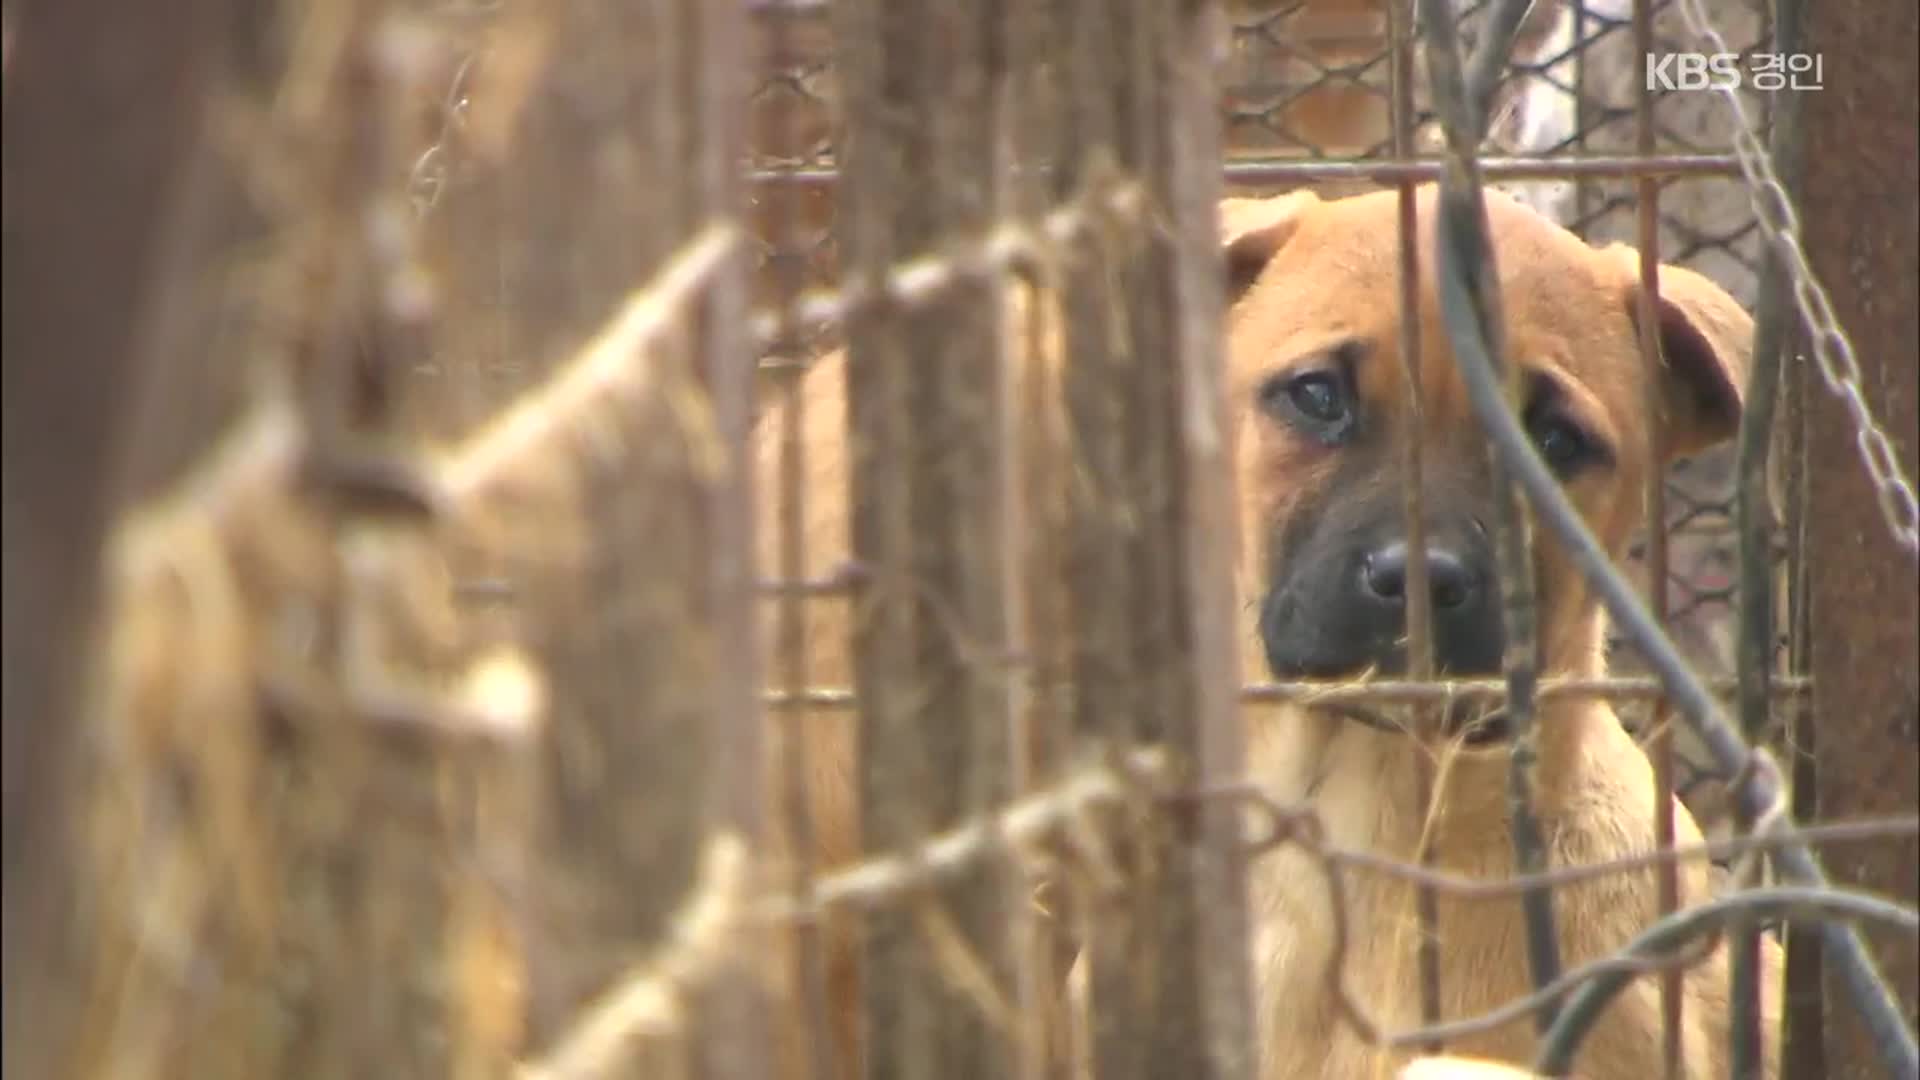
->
[1606,245,1752,460]
[1221,191,1318,302]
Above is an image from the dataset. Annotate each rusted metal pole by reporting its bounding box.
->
[1732,0,1810,1072]
[1800,0,1920,1076]
[834,2,1020,1077]
[0,0,231,1072]
[457,7,769,1072]
[1387,0,1444,1050]
[1051,1,1254,1077]
[756,5,840,1078]
[1420,0,1565,1033]
[690,2,775,1078]
[1628,0,1682,1071]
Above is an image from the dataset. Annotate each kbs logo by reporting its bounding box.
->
[1646,52,1825,92]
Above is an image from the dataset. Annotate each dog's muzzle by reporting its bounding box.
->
[1261,532,1506,684]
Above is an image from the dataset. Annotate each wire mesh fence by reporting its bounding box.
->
[737,0,1805,850]
[2,1,1916,1079]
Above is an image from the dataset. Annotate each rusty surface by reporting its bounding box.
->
[1801,0,1920,1074]
[692,2,775,1077]
[1050,3,1254,1076]
[1387,0,1445,1042]
[836,3,1021,1078]
[1627,0,1684,1070]
[0,0,230,1071]
[409,6,774,1061]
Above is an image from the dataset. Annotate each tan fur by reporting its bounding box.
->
[754,186,1782,1079]
[1399,1056,1551,1079]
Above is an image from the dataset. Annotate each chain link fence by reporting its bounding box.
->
[736,0,1788,853]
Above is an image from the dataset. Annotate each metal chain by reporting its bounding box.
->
[1669,0,1920,556]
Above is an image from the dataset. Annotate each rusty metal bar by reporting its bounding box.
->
[756,1,838,1075]
[1387,0,1444,1050]
[1778,242,1826,1080]
[750,152,1744,189]
[1627,0,1683,1072]
[1729,0,1810,1070]
[1800,0,1920,1073]
[1775,24,1823,1064]
[834,1,1020,1077]
[0,0,232,1069]
[1571,0,1595,225]
[438,4,778,1065]
[1172,5,1260,1075]
[1419,0,1567,1036]
[692,2,775,1077]
[1050,1,1253,1076]
[998,10,1073,1078]
[63,9,550,1075]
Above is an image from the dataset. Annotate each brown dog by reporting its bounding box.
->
[1223,189,1782,1077]
[754,185,1781,1079]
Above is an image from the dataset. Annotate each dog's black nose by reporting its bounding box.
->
[1353,538,1501,674]
[1261,517,1506,682]
[1361,541,1477,610]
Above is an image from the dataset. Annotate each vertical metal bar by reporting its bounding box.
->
[1571,0,1594,226]
[1053,2,1138,1069]
[760,5,838,1076]
[1627,0,1682,1074]
[1419,0,1564,1034]
[772,266,838,1080]
[989,9,1059,1079]
[1000,18,1076,1066]
[1173,7,1258,1076]
[1389,0,1444,1052]
[835,1,1019,1077]
[1777,71,1823,1070]
[1799,0,1920,1072]
[0,0,232,1070]
[1731,0,1809,1072]
[1056,0,1252,1076]
[493,0,773,1055]
[693,2,775,1077]
[1778,313,1825,1080]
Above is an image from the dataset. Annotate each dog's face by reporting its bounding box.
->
[1221,187,1751,686]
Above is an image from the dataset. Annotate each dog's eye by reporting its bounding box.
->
[1529,414,1593,472]
[1261,370,1354,440]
